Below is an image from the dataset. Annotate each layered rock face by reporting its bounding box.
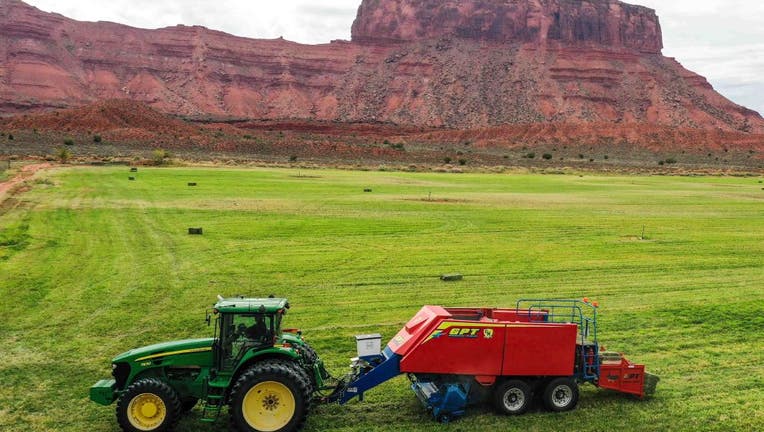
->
[0,0,762,134]
[352,0,663,53]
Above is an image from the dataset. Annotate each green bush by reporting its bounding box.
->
[542,153,553,160]
[151,149,170,166]
[55,147,72,164]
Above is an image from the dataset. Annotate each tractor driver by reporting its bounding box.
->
[242,315,268,341]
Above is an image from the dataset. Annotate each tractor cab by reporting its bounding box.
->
[211,296,289,371]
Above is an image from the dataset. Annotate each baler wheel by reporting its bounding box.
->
[116,378,182,432]
[229,360,311,432]
[493,379,532,415]
[542,378,579,412]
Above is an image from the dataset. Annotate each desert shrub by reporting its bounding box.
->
[525,152,536,159]
[458,159,467,166]
[658,160,665,166]
[93,135,102,143]
[8,134,14,140]
[542,153,553,160]
[55,147,72,164]
[578,154,584,159]
[443,157,452,164]
[604,155,609,160]
[289,155,298,162]
[151,149,170,165]
[63,138,74,146]
[665,158,677,164]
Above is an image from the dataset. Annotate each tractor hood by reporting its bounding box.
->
[113,338,214,363]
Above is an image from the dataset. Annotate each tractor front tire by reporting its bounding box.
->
[229,360,311,432]
[116,378,182,432]
[493,379,532,415]
[542,377,579,412]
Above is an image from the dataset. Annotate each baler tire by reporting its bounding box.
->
[229,360,311,432]
[493,379,532,415]
[542,377,579,412]
[116,378,182,432]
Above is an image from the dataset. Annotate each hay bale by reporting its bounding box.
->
[364,188,373,193]
[188,228,203,235]
[128,176,136,181]
[130,167,138,172]
[440,274,463,282]
[188,182,198,187]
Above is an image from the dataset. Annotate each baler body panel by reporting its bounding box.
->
[503,323,577,376]
[392,306,578,377]
[400,320,507,376]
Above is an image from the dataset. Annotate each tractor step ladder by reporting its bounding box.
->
[201,380,227,423]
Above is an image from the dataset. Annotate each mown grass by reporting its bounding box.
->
[0,166,762,431]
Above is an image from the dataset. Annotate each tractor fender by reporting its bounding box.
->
[227,349,306,400]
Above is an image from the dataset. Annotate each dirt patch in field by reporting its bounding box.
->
[0,163,52,202]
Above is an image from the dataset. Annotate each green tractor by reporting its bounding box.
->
[90,296,331,432]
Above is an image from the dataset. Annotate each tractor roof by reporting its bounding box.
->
[214,296,289,314]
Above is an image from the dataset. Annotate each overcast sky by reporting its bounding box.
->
[24,0,764,114]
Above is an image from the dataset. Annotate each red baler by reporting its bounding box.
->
[327,298,658,422]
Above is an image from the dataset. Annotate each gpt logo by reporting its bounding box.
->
[448,328,480,338]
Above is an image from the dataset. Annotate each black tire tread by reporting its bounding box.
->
[116,378,182,432]
[228,359,312,432]
[542,377,580,412]
[493,379,532,415]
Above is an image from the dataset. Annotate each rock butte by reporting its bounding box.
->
[0,0,762,134]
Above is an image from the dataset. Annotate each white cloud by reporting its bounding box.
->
[23,0,764,114]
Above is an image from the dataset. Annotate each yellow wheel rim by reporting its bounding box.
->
[127,393,167,431]
[242,381,296,432]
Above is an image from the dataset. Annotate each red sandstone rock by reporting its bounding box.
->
[0,0,762,135]
[352,0,663,53]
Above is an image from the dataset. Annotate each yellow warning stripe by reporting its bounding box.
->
[136,347,212,362]
[422,321,557,344]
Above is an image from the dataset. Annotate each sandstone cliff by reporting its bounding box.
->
[0,0,762,134]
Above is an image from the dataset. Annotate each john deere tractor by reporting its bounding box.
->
[90,296,331,432]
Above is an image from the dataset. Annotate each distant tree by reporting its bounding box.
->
[151,149,170,166]
[56,147,72,164]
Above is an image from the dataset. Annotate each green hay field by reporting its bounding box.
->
[1,166,762,431]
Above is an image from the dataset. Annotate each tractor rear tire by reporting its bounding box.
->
[493,379,532,415]
[116,378,182,432]
[229,360,311,432]
[542,377,579,412]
